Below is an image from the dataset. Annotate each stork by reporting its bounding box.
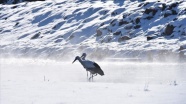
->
[72,56,104,81]
[80,53,89,78]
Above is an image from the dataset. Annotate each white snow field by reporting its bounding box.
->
[0,0,186,103]
[1,58,186,104]
[0,0,186,61]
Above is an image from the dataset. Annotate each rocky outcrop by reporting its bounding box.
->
[1,0,45,4]
[164,24,175,35]
[113,31,121,36]
[144,8,158,16]
[147,35,157,41]
[96,29,102,36]
[31,32,41,39]
[118,36,130,42]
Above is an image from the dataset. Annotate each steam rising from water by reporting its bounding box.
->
[1,58,186,84]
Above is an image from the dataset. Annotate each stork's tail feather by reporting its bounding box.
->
[97,69,104,76]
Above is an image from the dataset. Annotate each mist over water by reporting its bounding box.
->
[1,58,186,84]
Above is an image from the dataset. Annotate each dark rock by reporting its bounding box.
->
[168,2,179,10]
[145,16,153,20]
[138,3,144,7]
[83,20,86,23]
[29,0,45,1]
[161,3,167,11]
[100,23,104,26]
[64,16,68,20]
[14,22,19,26]
[108,29,112,33]
[111,12,116,16]
[124,24,133,30]
[147,35,157,41]
[113,31,121,35]
[118,36,130,42]
[31,32,41,39]
[55,39,63,43]
[1,0,45,4]
[164,13,172,17]
[143,2,150,7]
[11,5,18,9]
[138,0,146,1]
[12,0,19,4]
[119,20,129,26]
[111,24,115,26]
[68,35,74,40]
[122,14,128,19]
[164,24,175,35]
[96,29,102,36]
[144,8,157,16]
[173,18,178,21]
[134,25,141,29]
[171,10,177,15]
[135,17,140,24]
[110,19,117,25]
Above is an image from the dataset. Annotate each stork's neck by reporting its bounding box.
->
[77,57,82,63]
[77,57,85,67]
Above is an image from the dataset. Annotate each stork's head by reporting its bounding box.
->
[72,56,80,64]
[80,53,87,60]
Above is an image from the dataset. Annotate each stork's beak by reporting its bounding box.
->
[72,58,77,64]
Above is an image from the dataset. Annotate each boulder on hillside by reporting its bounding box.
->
[1,0,45,4]
[147,35,157,41]
[164,24,175,35]
[68,35,74,40]
[134,25,141,29]
[144,16,153,20]
[161,3,167,11]
[164,10,177,17]
[113,31,121,36]
[135,17,140,24]
[118,36,131,42]
[179,44,186,51]
[31,32,41,39]
[144,8,157,16]
[96,29,102,36]
[167,2,179,10]
[119,20,129,26]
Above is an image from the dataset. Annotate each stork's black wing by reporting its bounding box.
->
[93,62,104,76]
[93,62,101,69]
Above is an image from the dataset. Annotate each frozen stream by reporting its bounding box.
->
[0,58,186,104]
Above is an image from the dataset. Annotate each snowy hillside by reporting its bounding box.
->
[0,0,186,61]
[0,0,45,4]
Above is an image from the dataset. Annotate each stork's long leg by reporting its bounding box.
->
[88,73,92,81]
[89,73,97,81]
[87,71,88,80]
[91,74,93,81]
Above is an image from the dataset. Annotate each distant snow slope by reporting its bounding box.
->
[0,0,45,4]
[0,0,186,61]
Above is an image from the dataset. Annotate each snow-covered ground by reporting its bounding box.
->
[1,58,186,104]
[0,0,186,61]
[1,1,186,103]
